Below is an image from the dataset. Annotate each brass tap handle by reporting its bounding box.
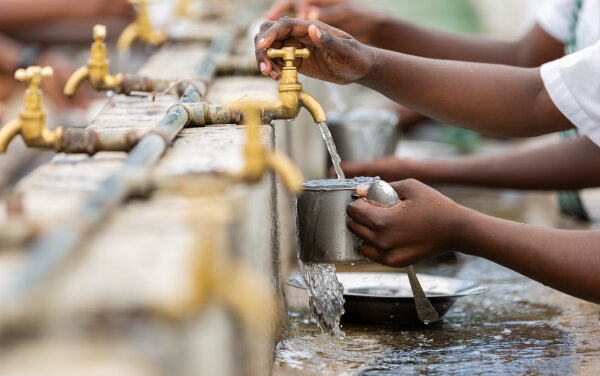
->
[90,24,109,64]
[15,66,53,91]
[93,24,107,42]
[267,47,310,68]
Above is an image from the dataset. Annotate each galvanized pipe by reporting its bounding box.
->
[4,31,237,313]
[59,128,146,154]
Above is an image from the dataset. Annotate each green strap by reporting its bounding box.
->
[558,0,590,221]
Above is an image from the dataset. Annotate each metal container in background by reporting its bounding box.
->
[327,108,399,163]
[297,178,378,264]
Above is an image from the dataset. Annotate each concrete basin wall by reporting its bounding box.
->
[0,40,293,375]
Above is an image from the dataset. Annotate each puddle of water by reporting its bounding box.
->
[276,256,577,375]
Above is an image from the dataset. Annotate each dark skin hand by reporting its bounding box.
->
[255,18,374,84]
[255,18,572,137]
[265,0,565,67]
[266,0,379,44]
[265,1,565,132]
[341,136,600,191]
[347,179,600,303]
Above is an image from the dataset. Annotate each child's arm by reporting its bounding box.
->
[347,179,600,303]
[357,48,571,137]
[256,19,572,137]
[266,1,565,67]
[0,0,133,31]
[342,135,600,190]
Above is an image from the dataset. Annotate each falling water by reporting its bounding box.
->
[298,260,346,340]
[317,122,345,180]
[297,121,350,339]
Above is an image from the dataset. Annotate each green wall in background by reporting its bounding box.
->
[356,0,482,152]
[358,0,480,34]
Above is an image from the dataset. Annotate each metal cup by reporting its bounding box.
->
[297,178,378,264]
[327,108,399,163]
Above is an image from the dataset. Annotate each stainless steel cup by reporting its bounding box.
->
[297,178,378,264]
[327,108,399,163]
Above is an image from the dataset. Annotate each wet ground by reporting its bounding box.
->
[274,188,600,375]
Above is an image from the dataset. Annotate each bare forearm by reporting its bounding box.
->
[414,136,600,190]
[371,17,563,67]
[0,0,87,30]
[460,208,600,303]
[359,47,572,137]
[0,33,23,74]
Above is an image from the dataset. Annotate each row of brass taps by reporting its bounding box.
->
[1,17,328,174]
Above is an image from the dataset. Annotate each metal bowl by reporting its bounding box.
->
[287,272,487,327]
[327,108,399,162]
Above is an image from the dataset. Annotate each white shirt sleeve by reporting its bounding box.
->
[541,41,600,147]
[536,0,577,43]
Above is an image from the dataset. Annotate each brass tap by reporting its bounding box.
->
[117,0,167,51]
[233,101,303,193]
[178,0,192,17]
[0,66,63,153]
[64,25,124,97]
[264,47,327,124]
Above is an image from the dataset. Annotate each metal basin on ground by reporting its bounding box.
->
[287,272,487,327]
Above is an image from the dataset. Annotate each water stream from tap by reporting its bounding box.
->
[317,122,345,180]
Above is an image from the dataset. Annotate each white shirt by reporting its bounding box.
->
[537,0,600,50]
[537,0,600,145]
[537,1,600,219]
[541,42,600,147]
[538,3,600,220]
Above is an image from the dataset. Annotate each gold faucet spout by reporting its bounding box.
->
[230,100,305,194]
[117,23,138,51]
[63,66,89,97]
[5,66,64,153]
[266,151,303,193]
[264,47,327,124]
[117,0,166,51]
[65,25,125,96]
[299,91,327,124]
[0,119,22,153]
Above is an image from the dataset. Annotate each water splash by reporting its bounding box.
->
[317,121,345,180]
[298,260,346,340]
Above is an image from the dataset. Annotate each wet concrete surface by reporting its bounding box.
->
[275,188,600,375]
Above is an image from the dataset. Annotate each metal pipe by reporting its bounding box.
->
[3,31,237,316]
[59,128,147,154]
[117,74,174,96]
